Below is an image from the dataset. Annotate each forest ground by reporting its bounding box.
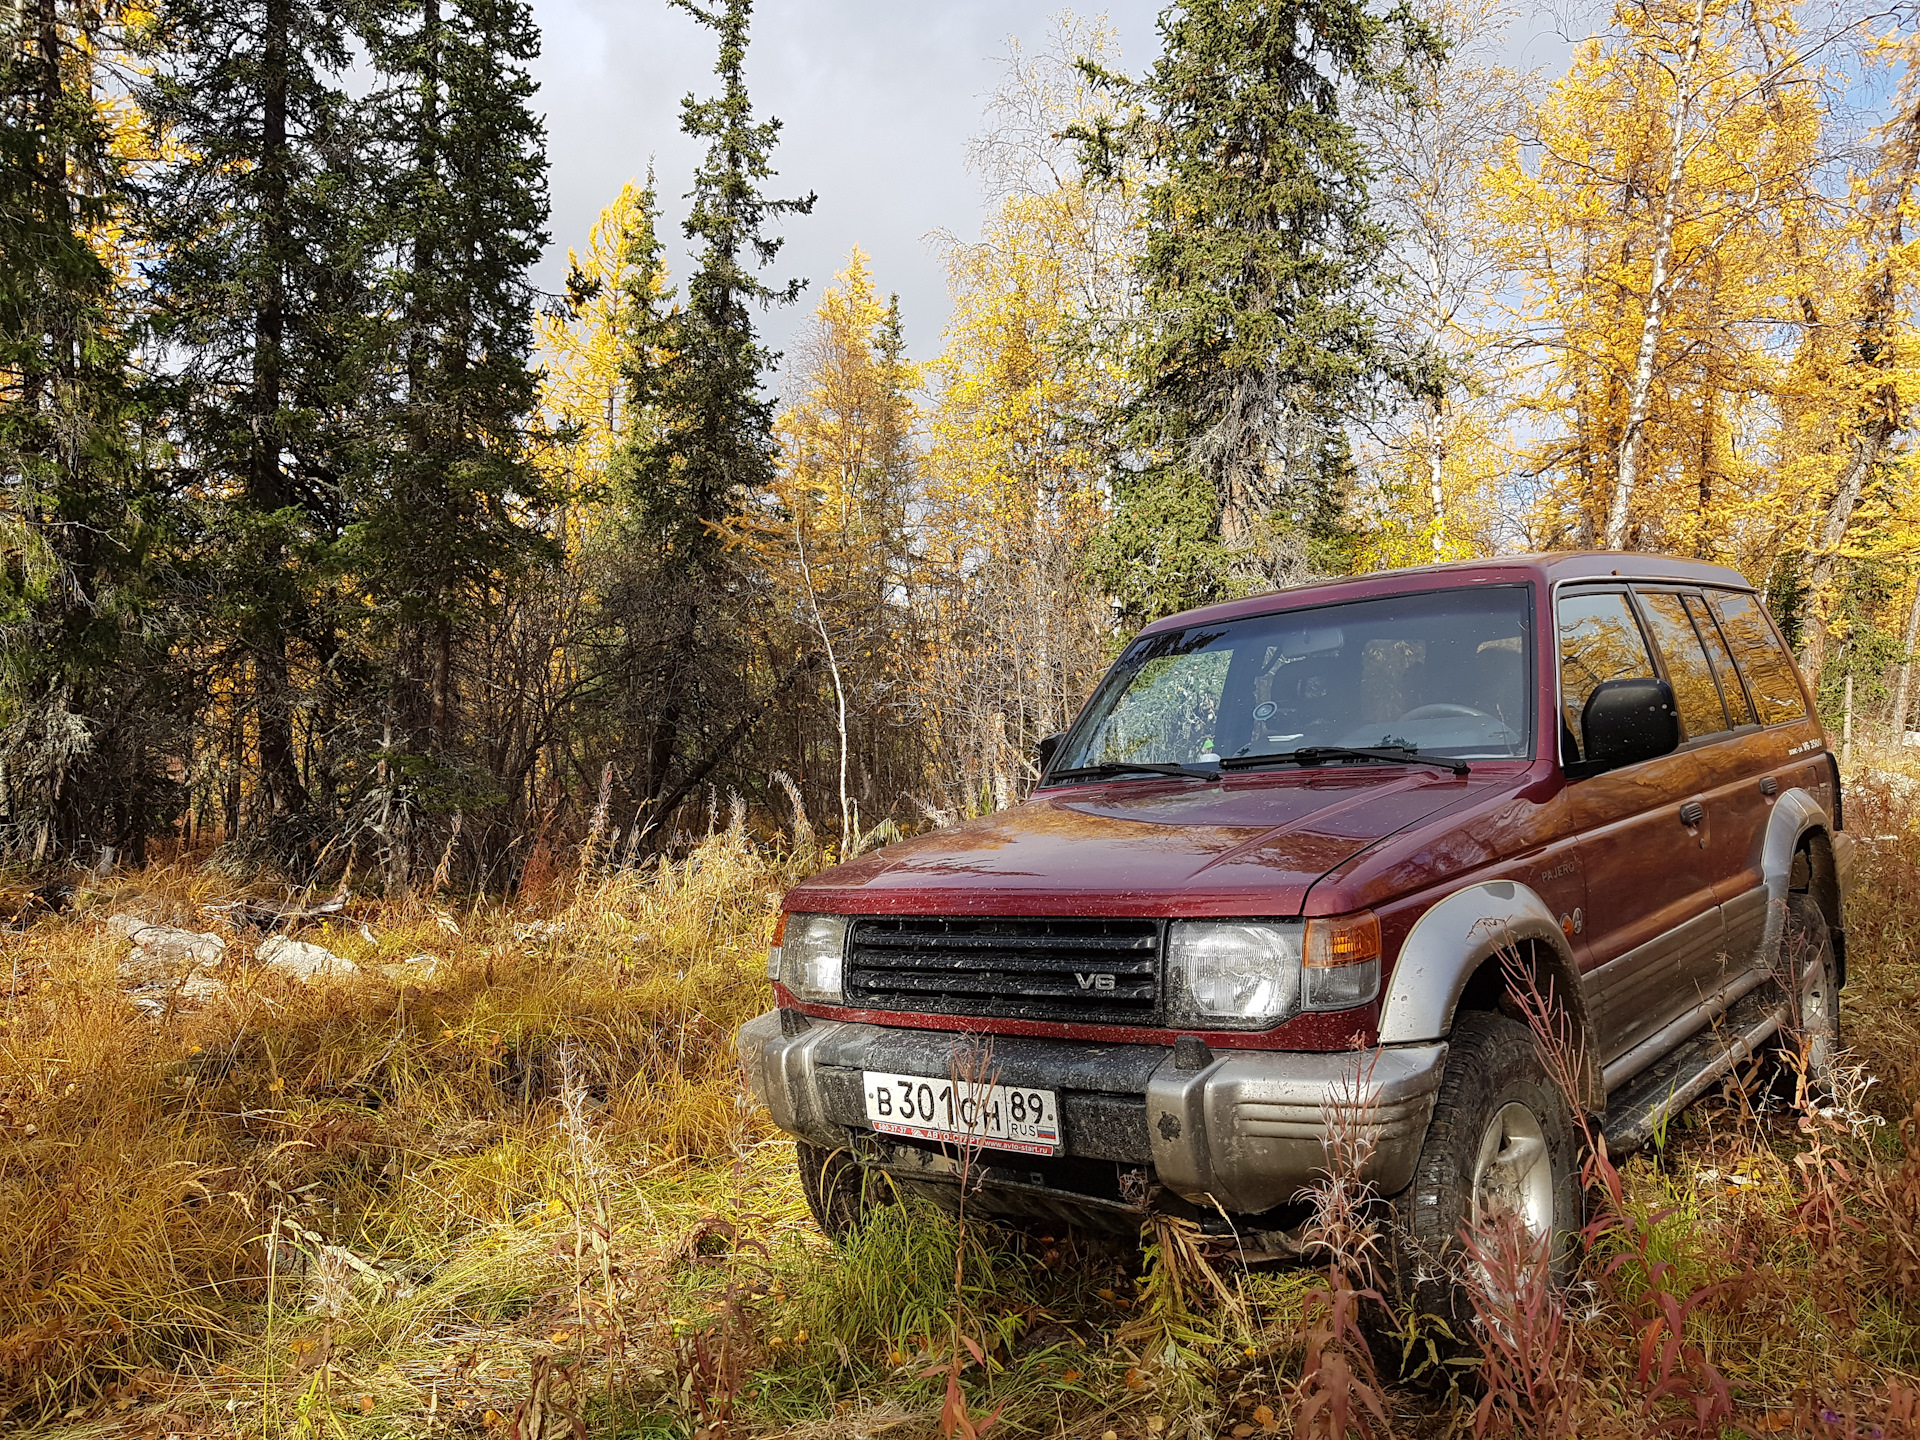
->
[6,767,1920,1438]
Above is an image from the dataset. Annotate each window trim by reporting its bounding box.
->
[1681,590,1761,731]
[1627,585,1735,745]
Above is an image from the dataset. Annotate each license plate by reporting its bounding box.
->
[862,1072,1060,1156]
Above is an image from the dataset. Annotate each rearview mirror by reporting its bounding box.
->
[1280,625,1344,658]
[1035,732,1065,775]
[1570,677,1678,777]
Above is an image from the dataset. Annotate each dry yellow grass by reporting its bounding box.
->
[0,782,1918,1438]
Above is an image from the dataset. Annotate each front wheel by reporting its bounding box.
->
[1372,1011,1583,1375]
[796,1140,895,1240]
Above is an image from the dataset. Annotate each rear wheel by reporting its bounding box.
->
[1779,891,1842,1093]
[1372,1011,1582,1377]
[797,1140,895,1240]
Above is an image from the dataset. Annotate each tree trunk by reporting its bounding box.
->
[1427,395,1445,558]
[249,0,309,831]
[1890,570,1920,743]
[1801,416,1894,684]
[794,518,851,856]
[1606,0,1708,550]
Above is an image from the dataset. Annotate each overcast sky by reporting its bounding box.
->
[525,2,1585,376]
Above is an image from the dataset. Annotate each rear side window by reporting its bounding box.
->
[1683,593,1755,726]
[1557,589,1656,761]
[1635,591,1730,739]
[1707,591,1807,725]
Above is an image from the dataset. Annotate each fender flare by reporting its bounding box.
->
[1760,787,1840,978]
[1377,879,1602,1109]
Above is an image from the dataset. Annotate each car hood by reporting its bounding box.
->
[786,768,1487,918]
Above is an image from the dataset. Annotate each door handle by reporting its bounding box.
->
[1679,800,1705,827]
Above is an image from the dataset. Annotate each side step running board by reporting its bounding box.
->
[1601,982,1786,1156]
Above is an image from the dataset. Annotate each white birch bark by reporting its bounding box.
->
[793,519,852,858]
[1895,572,1920,742]
[1605,0,1709,550]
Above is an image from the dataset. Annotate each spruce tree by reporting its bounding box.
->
[1077,0,1437,621]
[605,0,813,838]
[0,1,181,860]
[351,0,553,867]
[139,0,370,851]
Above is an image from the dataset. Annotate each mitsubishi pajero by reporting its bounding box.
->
[738,553,1853,1324]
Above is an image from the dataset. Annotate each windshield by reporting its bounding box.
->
[1053,585,1534,777]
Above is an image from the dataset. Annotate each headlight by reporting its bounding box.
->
[772,913,847,1004]
[1167,921,1303,1028]
[1167,912,1381,1029]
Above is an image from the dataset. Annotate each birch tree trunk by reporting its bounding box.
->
[794,520,852,858]
[1428,395,1445,558]
[1605,0,1709,550]
[1890,569,1920,743]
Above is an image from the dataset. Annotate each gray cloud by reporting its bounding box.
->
[527,1,1576,373]
[528,1,1164,371]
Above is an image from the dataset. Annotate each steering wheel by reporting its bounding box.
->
[1397,703,1496,722]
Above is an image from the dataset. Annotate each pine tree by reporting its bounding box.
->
[0,0,180,860]
[1076,0,1437,621]
[603,0,813,840]
[139,0,370,850]
[350,0,553,871]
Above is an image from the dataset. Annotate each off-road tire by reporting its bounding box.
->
[796,1140,895,1240]
[1777,890,1842,1095]
[1369,1010,1583,1380]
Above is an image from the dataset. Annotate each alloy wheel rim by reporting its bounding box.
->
[1800,949,1837,1076]
[1471,1101,1553,1239]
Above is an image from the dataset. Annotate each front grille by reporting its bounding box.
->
[846,916,1162,1026]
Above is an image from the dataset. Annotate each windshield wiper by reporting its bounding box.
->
[1218,745,1469,777]
[1048,761,1222,783]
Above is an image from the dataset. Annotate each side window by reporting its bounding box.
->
[1636,590,1730,739]
[1557,589,1656,762]
[1707,591,1808,725]
[1682,593,1755,726]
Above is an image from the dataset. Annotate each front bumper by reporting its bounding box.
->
[736,1011,1447,1218]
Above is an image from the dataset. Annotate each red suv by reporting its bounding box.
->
[739,554,1852,1319]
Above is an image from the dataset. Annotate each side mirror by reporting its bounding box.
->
[1570,677,1679,777]
[1035,732,1065,776]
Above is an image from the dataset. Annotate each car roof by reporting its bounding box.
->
[1139,551,1756,635]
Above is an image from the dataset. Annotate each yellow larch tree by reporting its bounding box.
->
[1482,0,1832,565]
[534,177,672,545]
[1779,33,1920,684]
[733,247,918,852]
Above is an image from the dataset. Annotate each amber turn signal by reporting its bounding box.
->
[1303,910,1381,969]
[768,912,788,980]
[1300,910,1382,1012]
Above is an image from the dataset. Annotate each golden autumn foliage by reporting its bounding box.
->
[736,249,919,848]
[523,4,1920,819]
[1482,0,1830,561]
[1464,4,1920,698]
[536,179,672,522]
